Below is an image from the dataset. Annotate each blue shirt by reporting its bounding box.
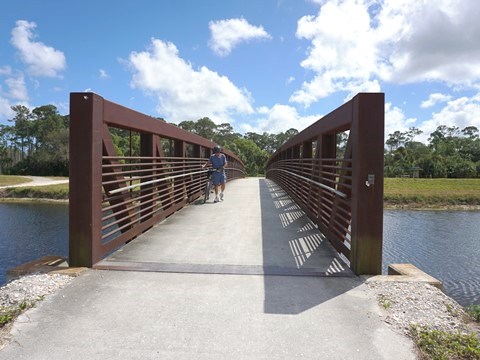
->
[209,153,227,170]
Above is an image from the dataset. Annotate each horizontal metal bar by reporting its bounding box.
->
[267,168,347,199]
[107,168,208,195]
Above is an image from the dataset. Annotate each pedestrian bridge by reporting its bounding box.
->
[69,92,384,276]
[94,177,353,278]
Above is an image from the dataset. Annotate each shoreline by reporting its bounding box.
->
[1,196,479,211]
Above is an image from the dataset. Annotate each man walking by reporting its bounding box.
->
[203,145,227,203]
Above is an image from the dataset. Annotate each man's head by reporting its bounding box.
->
[213,146,221,154]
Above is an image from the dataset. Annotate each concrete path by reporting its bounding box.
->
[0,176,69,189]
[0,178,417,360]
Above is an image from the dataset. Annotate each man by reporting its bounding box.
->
[203,145,227,203]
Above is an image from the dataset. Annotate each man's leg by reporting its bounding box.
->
[220,181,225,200]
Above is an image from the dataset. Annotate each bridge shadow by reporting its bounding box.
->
[259,179,360,314]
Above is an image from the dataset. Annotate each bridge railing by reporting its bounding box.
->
[69,93,245,267]
[266,93,384,275]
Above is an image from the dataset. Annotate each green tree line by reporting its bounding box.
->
[385,126,480,178]
[1,104,478,178]
[0,105,298,177]
[0,105,69,175]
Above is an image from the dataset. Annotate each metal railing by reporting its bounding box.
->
[266,93,384,275]
[69,93,245,267]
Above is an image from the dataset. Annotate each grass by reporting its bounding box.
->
[384,178,480,208]
[0,300,37,327]
[0,183,69,200]
[0,175,32,186]
[1,175,480,207]
[410,325,480,360]
[467,305,480,322]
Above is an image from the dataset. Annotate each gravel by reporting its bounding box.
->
[0,274,73,308]
[367,280,477,335]
[0,273,74,350]
[1,274,478,353]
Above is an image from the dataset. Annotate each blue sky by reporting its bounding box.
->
[1,0,480,143]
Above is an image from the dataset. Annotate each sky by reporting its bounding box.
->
[1,0,480,143]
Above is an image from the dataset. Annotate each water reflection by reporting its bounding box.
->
[0,202,68,285]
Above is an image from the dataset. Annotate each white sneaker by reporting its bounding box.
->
[214,196,220,203]
[220,192,224,201]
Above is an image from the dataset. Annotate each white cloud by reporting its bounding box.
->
[286,76,295,85]
[4,72,28,101]
[240,104,321,134]
[0,67,29,121]
[378,0,480,85]
[0,97,15,121]
[10,20,66,78]
[99,69,110,79]
[128,38,254,124]
[209,18,272,56]
[420,93,452,108]
[291,0,480,107]
[385,94,480,143]
[420,94,480,140]
[292,0,379,106]
[385,102,417,140]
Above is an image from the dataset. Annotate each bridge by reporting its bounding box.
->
[0,92,421,360]
[69,92,384,277]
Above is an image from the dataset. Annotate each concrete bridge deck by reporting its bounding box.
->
[0,178,417,359]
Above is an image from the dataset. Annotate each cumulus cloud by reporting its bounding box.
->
[239,104,321,134]
[420,94,480,139]
[384,102,417,141]
[420,93,452,108]
[128,38,254,124]
[209,18,272,56]
[0,97,15,121]
[11,20,66,78]
[291,0,480,107]
[4,72,28,101]
[385,94,480,143]
[0,66,29,121]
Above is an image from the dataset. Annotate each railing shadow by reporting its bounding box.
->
[259,178,362,314]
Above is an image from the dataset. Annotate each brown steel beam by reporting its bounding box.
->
[69,93,104,267]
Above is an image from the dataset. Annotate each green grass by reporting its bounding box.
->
[1,183,69,200]
[1,175,480,206]
[0,175,32,186]
[384,178,480,207]
[0,301,36,327]
[410,325,480,360]
[467,305,480,322]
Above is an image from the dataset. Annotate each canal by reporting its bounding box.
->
[0,203,479,306]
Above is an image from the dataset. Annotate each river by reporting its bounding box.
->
[0,203,479,306]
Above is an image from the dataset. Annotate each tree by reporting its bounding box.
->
[226,138,269,176]
[10,105,33,161]
[194,117,216,140]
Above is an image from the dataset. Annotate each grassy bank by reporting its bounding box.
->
[0,175,32,187]
[1,176,480,208]
[384,178,480,209]
[0,183,69,200]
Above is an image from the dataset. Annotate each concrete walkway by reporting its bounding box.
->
[0,178,417,360]
[0,176,69,189]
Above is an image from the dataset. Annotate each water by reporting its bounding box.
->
[383,210,480,307]
[0,203,479,306]
[0,202,68,285]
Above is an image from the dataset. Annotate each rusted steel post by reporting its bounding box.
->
[140,133,157,222]
[69,93,104,267]
[350,93,384,274]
